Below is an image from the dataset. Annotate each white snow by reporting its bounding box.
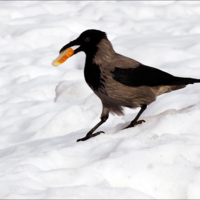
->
[1,1,200,199]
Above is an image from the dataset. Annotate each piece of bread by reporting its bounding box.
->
[52,47,74,66]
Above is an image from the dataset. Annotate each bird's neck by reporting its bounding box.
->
[84,39,115,92]
[92,38,116,66]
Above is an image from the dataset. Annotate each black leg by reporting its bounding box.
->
[124,104,147,129]
[77,117,107,142]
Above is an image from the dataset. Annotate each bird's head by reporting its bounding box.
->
[59,29,107,55]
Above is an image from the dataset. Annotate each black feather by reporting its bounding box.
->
[84,56,105,91]
[111,64,200,87]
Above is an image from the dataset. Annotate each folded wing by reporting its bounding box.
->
[111,64,200,87]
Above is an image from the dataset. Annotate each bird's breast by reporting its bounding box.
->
[84,62,105,92]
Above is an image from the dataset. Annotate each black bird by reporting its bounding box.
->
[59,29,200,142]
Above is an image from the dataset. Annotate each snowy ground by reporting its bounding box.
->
[1,1,200,199]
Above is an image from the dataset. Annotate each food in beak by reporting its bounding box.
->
[52,47,74,67]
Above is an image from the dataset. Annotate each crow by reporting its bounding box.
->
[58,29,200,142]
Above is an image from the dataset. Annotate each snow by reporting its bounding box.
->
[1,1,200,199]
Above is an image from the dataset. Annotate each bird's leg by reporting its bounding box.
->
[124,104,147,129]
[77,117,107,142]
[77,107,109,142]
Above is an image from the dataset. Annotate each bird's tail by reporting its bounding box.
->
[171,77,200,85]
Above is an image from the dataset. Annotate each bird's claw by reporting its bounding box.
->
[77,131,104,142]
[124,119,145,129]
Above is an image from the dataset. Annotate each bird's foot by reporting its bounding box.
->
[77,131,104,142]
[123,120,145,129]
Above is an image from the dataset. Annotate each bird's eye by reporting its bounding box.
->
[85,37,90,42]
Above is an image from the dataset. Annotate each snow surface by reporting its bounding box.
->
[1,1,200,199]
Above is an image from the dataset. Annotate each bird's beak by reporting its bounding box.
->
[59,38,82,55]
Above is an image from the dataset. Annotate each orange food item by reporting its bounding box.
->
[52,47,74,66]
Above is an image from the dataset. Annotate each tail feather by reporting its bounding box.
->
[172,77,200,85]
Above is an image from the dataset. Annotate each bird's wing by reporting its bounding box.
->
[111,64,182,87]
